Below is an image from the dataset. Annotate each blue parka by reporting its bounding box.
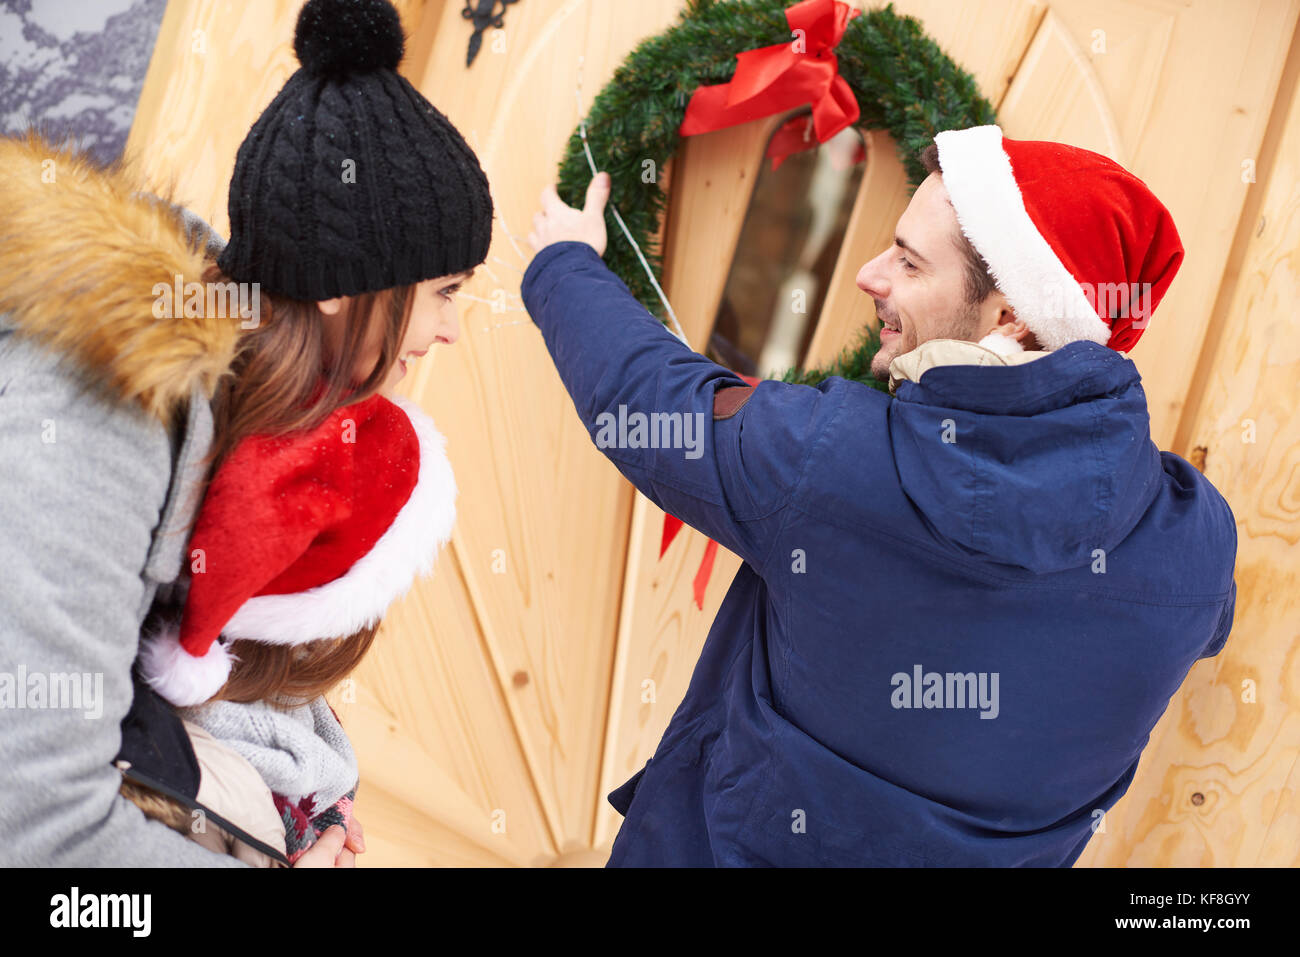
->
[520,240,1238,867]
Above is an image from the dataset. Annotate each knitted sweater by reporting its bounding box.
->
[181,695,358,862]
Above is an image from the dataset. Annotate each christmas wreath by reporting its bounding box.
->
[554,0,997,390]
[554,0,997,605]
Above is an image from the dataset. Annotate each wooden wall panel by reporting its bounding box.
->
[335,547,556,866]
[121,0,1299,867]
[1077,28,1300,866]
[371,0,690,856]
[126,0,687,864]
[597,0,1300,865]
[1045,0,1299,450]
[123,0,440,228]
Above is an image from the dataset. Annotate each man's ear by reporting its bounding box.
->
[992,307,1040,349]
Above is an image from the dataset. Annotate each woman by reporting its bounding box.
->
[0,0,493,866]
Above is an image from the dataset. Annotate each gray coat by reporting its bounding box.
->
[0,318,249,865]
[0,129,248,864]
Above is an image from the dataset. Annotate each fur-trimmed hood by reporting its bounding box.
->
[0,129,239,426]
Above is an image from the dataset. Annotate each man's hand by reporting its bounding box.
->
[527,172,609,258]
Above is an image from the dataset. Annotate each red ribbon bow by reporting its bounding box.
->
[658,374,761,610]
[678,0,862,172]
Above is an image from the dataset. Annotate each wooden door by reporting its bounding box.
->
[125,0,1300,866]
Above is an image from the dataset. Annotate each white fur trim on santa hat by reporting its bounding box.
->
[934,125,1112,352]
[139,617,238,707]
[976,331,1025,356]
[220,395,457,646]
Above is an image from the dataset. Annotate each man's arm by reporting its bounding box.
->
[0,340,245,866]
[520,240,838,571]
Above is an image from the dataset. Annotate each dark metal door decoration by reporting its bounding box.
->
[463,0,520,67]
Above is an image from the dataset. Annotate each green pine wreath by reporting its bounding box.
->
[554,0,997,389]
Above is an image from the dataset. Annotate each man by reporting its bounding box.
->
[522,124,1237,867]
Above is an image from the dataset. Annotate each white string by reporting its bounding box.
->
[468,127,534,275]
[465,127,542,335]
[489,254,524,276]
[460,292,524,310]
[574,55,689,346]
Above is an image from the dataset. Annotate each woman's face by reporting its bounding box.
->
[317,269,473,395]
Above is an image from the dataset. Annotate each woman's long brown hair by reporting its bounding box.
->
[192,259,417,706]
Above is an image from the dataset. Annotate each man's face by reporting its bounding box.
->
[857,172,1000,380]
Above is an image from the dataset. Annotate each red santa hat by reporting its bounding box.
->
[933,125,1184,354]
[140,392,456,707]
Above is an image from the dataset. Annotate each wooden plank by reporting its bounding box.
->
[1077,27,1300,866]
[123,0,664,863]
[997,9,1128,164]
[867,0,1048,107]
[397,0,688,856]
[335,700,541,867]
[347,785,522,867]
[1040,0,1300,448]
[329,538,556,864]
[124,0,440,228]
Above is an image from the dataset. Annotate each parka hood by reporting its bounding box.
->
[888,339,1164,573]
[0,129,239,425]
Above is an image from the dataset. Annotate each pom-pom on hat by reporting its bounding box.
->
[293,0,405,76]
[140,393,456,707]
[218,0,495,301]
[933,125,1184,353]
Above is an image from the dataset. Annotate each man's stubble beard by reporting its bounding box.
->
[870,336,901,381]
[869,299,983,382]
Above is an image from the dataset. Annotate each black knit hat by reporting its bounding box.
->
[217,0,494,301]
